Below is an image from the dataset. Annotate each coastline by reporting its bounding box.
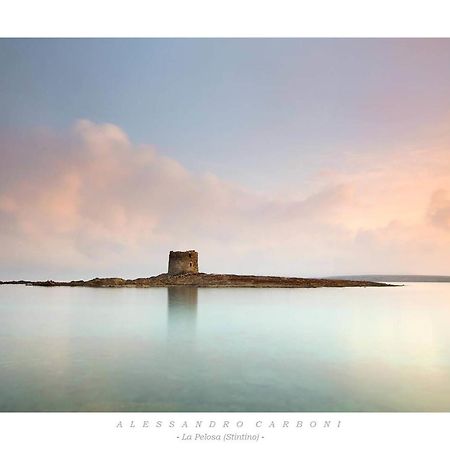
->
[0,273,391,288]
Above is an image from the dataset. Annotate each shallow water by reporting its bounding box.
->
[0,283,449,411]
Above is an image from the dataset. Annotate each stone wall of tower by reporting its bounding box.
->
[168,250,199,275]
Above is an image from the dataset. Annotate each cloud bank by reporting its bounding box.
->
[0,120,449,279]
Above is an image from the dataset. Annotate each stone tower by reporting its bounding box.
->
[168,250,199,275]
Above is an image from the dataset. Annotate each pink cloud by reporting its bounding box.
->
[428,189,450,231]
[0,120,449,279]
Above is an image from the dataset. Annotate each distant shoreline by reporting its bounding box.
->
[332,275,450,283]
[0,273,391,288]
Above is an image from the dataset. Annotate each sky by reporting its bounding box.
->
[0,38,450,279]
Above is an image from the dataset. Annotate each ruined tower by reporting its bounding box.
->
[168,250,199,275]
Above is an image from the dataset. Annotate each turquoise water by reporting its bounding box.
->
[0,283,449,411]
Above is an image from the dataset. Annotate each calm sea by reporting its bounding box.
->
[0,283,449,411]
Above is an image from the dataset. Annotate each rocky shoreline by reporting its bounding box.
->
[0,272,391,288]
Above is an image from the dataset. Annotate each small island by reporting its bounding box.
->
[0,250,389,288]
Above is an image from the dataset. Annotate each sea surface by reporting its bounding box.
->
[0,283,449,412]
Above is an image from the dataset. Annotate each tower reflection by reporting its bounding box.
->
[167,286,198,339]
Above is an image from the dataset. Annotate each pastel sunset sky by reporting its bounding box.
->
[1,39,450,279]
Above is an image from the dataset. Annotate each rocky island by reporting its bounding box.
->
[0,250,389,288]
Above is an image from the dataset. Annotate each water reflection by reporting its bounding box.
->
[167,286,198,339]
[2,283,450,411]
